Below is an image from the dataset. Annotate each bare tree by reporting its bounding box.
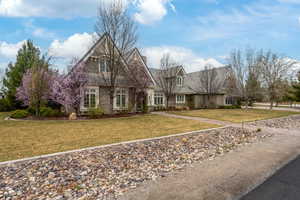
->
[258,50,297,109]
[228,49,261,108]
[157,53,179,108]
[95,0,138,112]
[196,64,222,108]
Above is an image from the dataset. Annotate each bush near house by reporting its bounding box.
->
[218,105,242,109]
[10,110,29,119]
[87,107,104,119]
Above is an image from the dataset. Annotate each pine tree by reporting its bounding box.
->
[2,40,43,109]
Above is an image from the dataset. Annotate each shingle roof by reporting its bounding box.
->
[149,66,231,95]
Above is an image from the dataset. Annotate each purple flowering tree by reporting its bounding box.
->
[16,65,54,116]
[51,62,88,114]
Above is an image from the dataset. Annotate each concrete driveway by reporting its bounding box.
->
[121,126,300,200]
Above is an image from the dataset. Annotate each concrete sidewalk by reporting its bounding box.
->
[121,130,300,200]
[152,112,233,126]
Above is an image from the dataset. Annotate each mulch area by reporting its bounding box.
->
[0,127,272,200]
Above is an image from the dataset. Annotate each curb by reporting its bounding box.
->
[0,126,229,166]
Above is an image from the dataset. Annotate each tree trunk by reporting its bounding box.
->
[270,100,274,110]
[245,98,249,109]
[109,89,114,114]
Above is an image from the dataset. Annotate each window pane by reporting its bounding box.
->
[122,95,126,108]
[90,94,96,108]
[84,94,89,108]
[117,95,121,107]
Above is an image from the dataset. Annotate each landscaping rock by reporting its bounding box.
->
[69,113,77,120]
[0,127,272,199]
[249,115,300,129]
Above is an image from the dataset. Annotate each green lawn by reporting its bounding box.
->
[169,109,300,123]
[0,113,219,162]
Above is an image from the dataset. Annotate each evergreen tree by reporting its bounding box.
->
[293,72,300,101]
[2,40,43,109]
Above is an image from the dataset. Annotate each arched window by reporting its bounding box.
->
[176,76,183,86]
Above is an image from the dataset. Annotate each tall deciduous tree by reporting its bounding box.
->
[197,64,222,108]
[228,49,262,108]
[51,62,88,114]
[16,62,53,116]
[157,53,179,108]
[95,0,138,113]
[258,51,297,109]
[2,40,46,109]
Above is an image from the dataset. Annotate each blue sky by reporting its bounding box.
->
[0,0,300,77]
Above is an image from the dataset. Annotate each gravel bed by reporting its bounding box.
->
[0,127,272,200]
[249,115,300,129]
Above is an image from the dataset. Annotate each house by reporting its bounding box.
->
[73,34,237,114]
[149,65,237,109]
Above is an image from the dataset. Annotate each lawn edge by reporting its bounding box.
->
[0,125,228,166]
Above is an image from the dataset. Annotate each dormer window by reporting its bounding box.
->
[176,76,183,86]
[99,59,109,73]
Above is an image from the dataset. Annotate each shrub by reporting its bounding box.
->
[10,110,29,119]
[40,107,63,118]
[218,105,241,109]
[88,107,104,119]
[0,98,11,112]
[142,104,149,113]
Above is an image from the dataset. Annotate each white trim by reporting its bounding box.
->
[113,88,129,110]
[176,94,186,104]
[154,92,165,106]
[127,48,156,87]
[80,86,99,111]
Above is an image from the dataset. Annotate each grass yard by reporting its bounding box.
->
[169,109,300,123]
[0,113,219,162]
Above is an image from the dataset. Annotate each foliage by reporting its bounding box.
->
[16,63,54,116]
[218,105,241,109]
[10,110,29,119]
[40,107,63,118]
[0,98,11,112]
[87,107,104,119]
[2,40,46,110]
[292,72,300,101]
[51,62,88,114]
[142,103,149,113]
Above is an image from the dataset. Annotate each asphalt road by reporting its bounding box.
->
[241,156,300,200]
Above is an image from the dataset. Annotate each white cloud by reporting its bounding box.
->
[133,0,175,24]
[0,40,25,59]
[23,19,56,39]
[142,46,223,72]
[48,33,96,59]
[0,0,173,24]
[0,0,100,18]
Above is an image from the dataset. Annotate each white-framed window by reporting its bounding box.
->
[225,96,234,105]
[176,76,183,86]
[154,93,164,105]
[176,94,185,104]
[99,59,109,73]
[84,88,97,108]
[115,89,127,109]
